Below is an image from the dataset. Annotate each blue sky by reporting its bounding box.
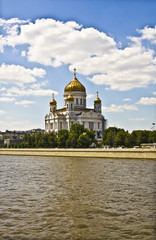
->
[0,0,156,132]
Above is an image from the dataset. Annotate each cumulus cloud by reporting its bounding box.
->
[153,91,156,95]
[131,118,145,121]
[0,87,6,91]
[4,87,58,97]
[0,120,39,131]
[0,97,15,102]
[1,18,156,91]
[87,94,95,99]
[136,97,156,105]
[0,64,46,86]
[15,100,35,107]
[123,98,131,102]
[138,26,156,44]
[0,109,6,115]
[102,104,139,112]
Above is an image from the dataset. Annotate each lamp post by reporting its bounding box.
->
[152,123,155,143]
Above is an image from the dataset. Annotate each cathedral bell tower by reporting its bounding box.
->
[94,91,101,113]
[50,93,57,112]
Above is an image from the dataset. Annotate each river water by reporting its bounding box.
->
[0,155,156,240]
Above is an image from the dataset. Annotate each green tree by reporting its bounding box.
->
[115,131,126,147]
[136,130,149,145]
[57,129,69,148]
[125,132,135,148]
[48,132,57,148]
[103,127,119,147]
[66,132,78,148]
[77,132,92,148]
[70,123,84,136]
[66,123,95,148]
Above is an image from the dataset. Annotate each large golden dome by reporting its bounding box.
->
[64,71,86,93]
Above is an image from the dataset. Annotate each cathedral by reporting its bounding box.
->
[45,69,106,139]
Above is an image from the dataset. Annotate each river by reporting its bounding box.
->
[0,155,156,240]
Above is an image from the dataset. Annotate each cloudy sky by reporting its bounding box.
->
[0,0,156,132]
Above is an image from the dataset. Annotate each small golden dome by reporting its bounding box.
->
[50,94,57,105]
[94,97,101,104]
[66,93,74,101]
[94,91,101,103]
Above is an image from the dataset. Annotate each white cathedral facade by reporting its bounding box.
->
[45,69,106,139]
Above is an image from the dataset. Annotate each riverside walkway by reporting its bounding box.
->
[0,148,156,160]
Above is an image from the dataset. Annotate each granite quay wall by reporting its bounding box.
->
[0,148,156,160]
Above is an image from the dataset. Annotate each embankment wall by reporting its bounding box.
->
[0,148,156,159]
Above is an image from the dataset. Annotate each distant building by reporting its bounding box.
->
[0,129,44,146]
[45,69,106,139]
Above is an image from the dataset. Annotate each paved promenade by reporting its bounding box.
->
[0,148,156,159]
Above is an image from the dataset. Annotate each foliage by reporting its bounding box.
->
[5,124,156,149]
[103,127,156,148]
[66,123,95,148]
[57,129,69,148]
[77,132,92,148]
[12,123,95,148]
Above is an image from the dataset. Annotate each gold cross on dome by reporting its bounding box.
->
[96,91,99,97]
[73,68,77,77]
[52,93,54,99]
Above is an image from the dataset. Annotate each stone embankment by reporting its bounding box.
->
[0,148,156,159]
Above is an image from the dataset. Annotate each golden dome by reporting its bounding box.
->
[94,97,101,104]
[64,76,86,93]
[50,94,57,105]
[94,91,101,103]
[66,93,74,101]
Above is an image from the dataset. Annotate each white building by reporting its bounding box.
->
[45,69,106,139]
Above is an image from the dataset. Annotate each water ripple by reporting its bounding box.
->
[0,155,156,240]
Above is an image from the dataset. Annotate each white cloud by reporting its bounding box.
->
[0,18,29,26]
[1,18,156,91]
[0,87,6,92]
[153,91,156,95]
[1,18,116,66]
[0,109,6,115]
[15,100,35,107]
[21,50,26,57]
[0,120,40,131]
[5,87,58,97]
[87,94,95,99]
[131,118,145,121]
[0,64,46,86]
[138,26,156,44]
[102,104,139,112]
[0,97,15,102]
[123,104,139,111]
[136,97,156,105]
[123,98,131,102]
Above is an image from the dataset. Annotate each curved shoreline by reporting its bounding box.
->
[0,148,156,160]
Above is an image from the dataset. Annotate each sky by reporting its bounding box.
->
[0,0,156,132]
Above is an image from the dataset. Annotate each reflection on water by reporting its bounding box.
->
[0,155,156,240]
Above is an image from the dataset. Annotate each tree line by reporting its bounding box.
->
[2,124,156,148]
[10,123,95,148]
[103,127,156,148]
